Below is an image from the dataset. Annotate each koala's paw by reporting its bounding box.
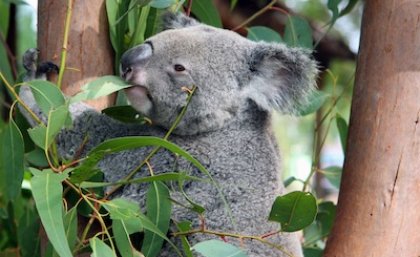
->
[23,48,59,81]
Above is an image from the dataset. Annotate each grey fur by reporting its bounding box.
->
[21,12,318,257]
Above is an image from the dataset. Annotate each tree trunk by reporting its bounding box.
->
[324,1,420,256]
[38,0,114,110]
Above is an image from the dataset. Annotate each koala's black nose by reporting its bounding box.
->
[120,42,153,80]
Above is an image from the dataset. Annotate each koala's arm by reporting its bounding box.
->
[19,49,143,159]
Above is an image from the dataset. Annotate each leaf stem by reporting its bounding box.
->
[232,0,278,31]
[57,0,74,89]
[172,228,294,257]
[0,72,42,124]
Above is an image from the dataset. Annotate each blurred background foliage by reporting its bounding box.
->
[0,0,362,256]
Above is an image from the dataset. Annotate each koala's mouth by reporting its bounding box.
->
[124,85,153,115]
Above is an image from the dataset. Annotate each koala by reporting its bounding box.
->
[21,12,317,257]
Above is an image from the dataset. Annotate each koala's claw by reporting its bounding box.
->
[23,48,59,81]
[36,61,59,77]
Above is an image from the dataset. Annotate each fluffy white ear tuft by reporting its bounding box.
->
[244,43,318,114]
[161,12,200,30]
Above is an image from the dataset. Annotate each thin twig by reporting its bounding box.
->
[185,0,193,16]
[172,228,294,257]
[57,0,74,89]
[0,73,42,124]
[232,0,278,31]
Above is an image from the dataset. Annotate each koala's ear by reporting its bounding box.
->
[245,43,318,114]
[161,12,200,30]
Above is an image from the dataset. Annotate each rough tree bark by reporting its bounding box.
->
[324,1,420,256]
[38,0,114,110]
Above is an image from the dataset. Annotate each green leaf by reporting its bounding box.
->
[323,166,342,189]
[150,0,175,8]
[89,237,116,257]
[297,90,329,116]
[269,191,317,232]
[192,240,248,257]
[46,104,71,147]
[142,182,171,257]
[339,0,359,17]
[175,221,193,257]
[27,125,47,150]
[71,76,130,102]
[113,219,137,257]
[144,7,162,42]
[69,150,108,184]
[230,0,238,10]
[188,0,222,28]
[102,105,146,124]
[30,170,72,257]
[80,172,205,188]
[336,113,348,153]
[283,176,297,187]
[284,16,313,49]
[103,198,182,256]
[26,80,66,114]
[63,207,78,251]
[303,247,323,257]
[316,202,336,236]
[105,0,132,71]
[25,148,49,167]
[247,26,282,43]
[327,0,341,23]
[17,204,41,257]
[0,120,24,202]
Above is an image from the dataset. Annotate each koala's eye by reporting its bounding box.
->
[174,64,186,72]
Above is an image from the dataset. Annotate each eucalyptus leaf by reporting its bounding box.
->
[339,0,359,17]
[192,240,248,257]
[63,207,78,251]
[89,237,116,257]
[113,219,136,257]
[80,172,204,188]
[102,105,146,124]
[26,80,65,114]
[30,170,72,257]
[323,166,342,189]
[327,0,341,23]
[46,104,70,148]
[103,198,182,256]
[150,0,175,8]
[27,125,47,150]
[141,182,171,257]
[247,26,282,43]
[336,113,348,153]
[269,191,317,232]
[284,16,313,49]
[17,204,40,257]
[0,119,24,202]
[175,221,193,257]
[303,247,323,257]
[71,76,130,102]
[188,0,222,28]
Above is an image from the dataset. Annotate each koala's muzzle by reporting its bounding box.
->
[120,43,153,81]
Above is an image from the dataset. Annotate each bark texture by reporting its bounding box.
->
[38,0,114,110]
[324,1,420,256]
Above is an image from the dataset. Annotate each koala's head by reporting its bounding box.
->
[120,12,317,135]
